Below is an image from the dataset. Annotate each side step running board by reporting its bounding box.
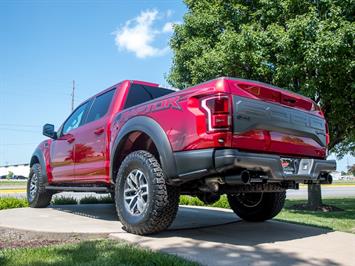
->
[45,186,111,193]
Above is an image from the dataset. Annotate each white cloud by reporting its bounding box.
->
[114,9,174,59]
[162,22,174,33]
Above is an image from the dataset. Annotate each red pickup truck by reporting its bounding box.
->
[28,78,336,235]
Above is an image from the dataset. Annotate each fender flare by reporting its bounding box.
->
[110,116,177,181]
[30,147,49,185]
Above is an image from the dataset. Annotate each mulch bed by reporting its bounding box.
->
[0,227,108,249]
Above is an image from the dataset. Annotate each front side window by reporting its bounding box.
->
[124,84,174,109]
[86,89,116,123]
[62,102,89,135]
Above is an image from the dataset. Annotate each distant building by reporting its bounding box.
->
[330,171,342,180]
[340,175,355,181]
[0,164,30,178]
[330,170,355,181]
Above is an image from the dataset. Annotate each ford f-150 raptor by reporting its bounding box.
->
[28,77,336,235]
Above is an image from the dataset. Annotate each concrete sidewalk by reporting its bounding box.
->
[0,204,353,265]
[113,218,354,266]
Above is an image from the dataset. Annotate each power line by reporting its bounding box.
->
[0,128,39,133]
[0,143,38,146]
[0,90,72,97]
[0,123,41,128]
[71,80,75,112]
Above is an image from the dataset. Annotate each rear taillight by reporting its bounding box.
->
[236,82,313,111]
[325,122,330,146]
[201,95,231,131]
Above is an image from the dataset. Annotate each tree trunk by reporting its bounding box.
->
[307,184,322,210]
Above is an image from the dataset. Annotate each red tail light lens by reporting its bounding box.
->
[325,122,330,146]
[205,97,229,114]
[237,83,313,111]
[201,95,231,131]
[316,105,329,146]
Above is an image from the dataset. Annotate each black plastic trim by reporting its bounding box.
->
[30,147,49,185]
[215,149,336,181]
[174,149,215,181]
[171,148,336,184]
[45,186,111,192]
[110,116,177,181]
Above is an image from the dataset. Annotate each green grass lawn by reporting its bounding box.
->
[180,195,355,233]
[277,198,355,233]
[0,180,27,188]
[332,180,355,185]
[0,240,197,266]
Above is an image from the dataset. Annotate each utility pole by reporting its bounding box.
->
[71,80,75,111]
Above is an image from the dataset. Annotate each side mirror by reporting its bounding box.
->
[43,124,57,139]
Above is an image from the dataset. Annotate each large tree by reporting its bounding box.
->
[168,0,354,209]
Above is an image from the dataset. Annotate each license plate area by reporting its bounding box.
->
[281,158,298,174]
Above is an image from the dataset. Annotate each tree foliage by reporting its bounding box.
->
[168,0,354,156]
[6,171,14,179]
[349,164,355,176]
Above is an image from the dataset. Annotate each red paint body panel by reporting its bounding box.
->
[50,132,75,182]
[37,77,328,185]
[72,117,108,183]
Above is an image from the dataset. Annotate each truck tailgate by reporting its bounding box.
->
[231,95,327,158]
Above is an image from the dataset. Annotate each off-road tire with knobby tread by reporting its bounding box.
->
[27,163,52,208]
[227,191,286,222]
[110,192,115,201]
[115,150,180,235]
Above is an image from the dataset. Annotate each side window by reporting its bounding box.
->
[86,89,115,123]
[124,84,174,109]
[62,102,89,135]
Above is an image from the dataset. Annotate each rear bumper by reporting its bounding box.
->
[214,149,336,181]
[173,149,336,183]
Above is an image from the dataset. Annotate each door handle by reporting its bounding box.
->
[67,137,75,143]
[94,127,105,135]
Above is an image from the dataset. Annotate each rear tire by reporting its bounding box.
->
[27,163,52,208]
[110,192,115,201]
[227,191,286,222]
[115,150,180,235]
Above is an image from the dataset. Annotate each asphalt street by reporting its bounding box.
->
[286,185,355,198]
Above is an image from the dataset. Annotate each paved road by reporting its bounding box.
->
[1,186,354,199]
[0,204,353,265]
[287,185,355,198]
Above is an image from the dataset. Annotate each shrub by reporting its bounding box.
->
[0,197,28,210]
[179,195,230,209]
[79,195,113,204]
[51,196,77,205]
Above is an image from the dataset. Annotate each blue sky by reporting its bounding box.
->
[0,0,353,172]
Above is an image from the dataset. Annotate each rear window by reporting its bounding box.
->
[124,84,174,109]
[86,88,116,123]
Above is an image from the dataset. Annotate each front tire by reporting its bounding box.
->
[27,163,52,208]
[115,151,180,235]
[227,191,286,222]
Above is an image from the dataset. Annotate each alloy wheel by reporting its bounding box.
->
[123,169,149,216]
[29,173,38,201]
